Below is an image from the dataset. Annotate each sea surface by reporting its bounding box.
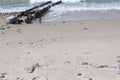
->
[1,0,120,21]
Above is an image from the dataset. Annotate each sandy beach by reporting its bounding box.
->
[0,16,120,80]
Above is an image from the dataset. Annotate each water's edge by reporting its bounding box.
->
[1,0,120,22]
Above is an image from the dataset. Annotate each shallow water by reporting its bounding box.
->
[1,0,120,12]
[1,0,120,22]
[0,0,120,5]
[0,0,29,5]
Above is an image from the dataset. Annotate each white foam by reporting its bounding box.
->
[0,4,33,13]
[51,2,120,11]
[1,1,120,13]
[30,0,86,3]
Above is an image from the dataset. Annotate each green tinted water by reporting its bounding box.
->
[1,0,120,5]
[0,0,29,5]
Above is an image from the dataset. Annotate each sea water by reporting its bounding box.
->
[0,0,120,21]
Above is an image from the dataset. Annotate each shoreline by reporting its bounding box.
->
[42,9,120,22]
[1,10,120,24]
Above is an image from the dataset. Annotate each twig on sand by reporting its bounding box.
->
[25,63,40,73]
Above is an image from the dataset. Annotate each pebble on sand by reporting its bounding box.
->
[32,76,48,80]
[84,28,88,30]
[16,77,24,80]
[97,65,109,68]
[0,72,7,78]
[82,62,88,65]
[62,21,66,23]
[0,27,5,30]
[77,73,82,76]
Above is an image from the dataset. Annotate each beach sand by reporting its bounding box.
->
[0,17,120,80]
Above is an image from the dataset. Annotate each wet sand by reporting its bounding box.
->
[0,16,120,80]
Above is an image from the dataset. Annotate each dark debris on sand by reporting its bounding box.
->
[0,72,7,79]
[97,65,109,68]
[25,63,40,73]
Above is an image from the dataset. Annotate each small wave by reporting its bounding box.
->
[0,4,33,13]
[51,2,120,11]
[30,0,86,3]
[1,1,120,13]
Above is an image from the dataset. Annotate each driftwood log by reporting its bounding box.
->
[7,0,62,24]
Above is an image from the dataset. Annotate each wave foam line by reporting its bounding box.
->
[30,0,86,3]
[51,2,120,11]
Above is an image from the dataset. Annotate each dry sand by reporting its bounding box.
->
[0,17,120,80]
